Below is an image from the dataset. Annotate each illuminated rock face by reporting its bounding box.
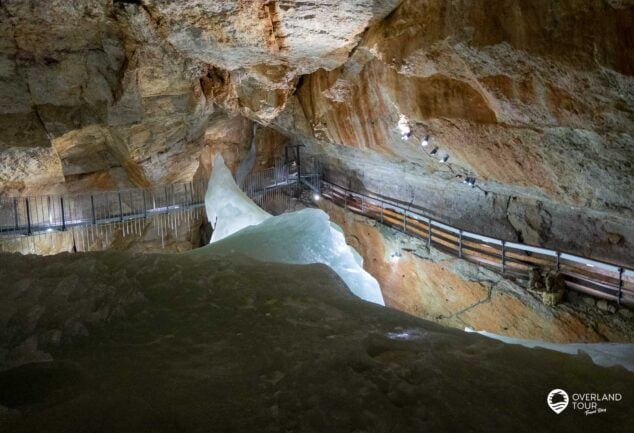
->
[143,0,400,72]
[0,0,214,195]
[0,2,632,261]
[283,0,634,264]
[0,0,399,195]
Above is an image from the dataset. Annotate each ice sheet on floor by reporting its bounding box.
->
[466,327,634,372]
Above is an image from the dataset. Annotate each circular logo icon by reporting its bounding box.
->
[547,389,569,414]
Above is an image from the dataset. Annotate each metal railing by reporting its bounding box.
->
[0,179,208,238]
[321,179,634,308]
[241,158,321,214]
[5,159,628,308]
[0,159,321,253]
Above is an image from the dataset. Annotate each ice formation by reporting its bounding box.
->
[198,208,385,305]
[465,328,634,372]
[202,154,384,305]
[205,154,271,243]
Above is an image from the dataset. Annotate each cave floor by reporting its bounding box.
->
[0,251,632,433]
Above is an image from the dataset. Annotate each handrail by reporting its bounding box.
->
[0,178,209,237]
[321,179,631,271]
[0,160,321,239]
[320,179,633,308]
[2,167,630,308]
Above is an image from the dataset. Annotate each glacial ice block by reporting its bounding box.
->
[205,154,271,243]
[201,154,384,305]
[199,208,385,305]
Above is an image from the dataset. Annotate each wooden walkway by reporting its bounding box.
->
[321,180,634,308]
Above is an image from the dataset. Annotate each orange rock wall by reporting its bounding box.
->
[321,199,634,343]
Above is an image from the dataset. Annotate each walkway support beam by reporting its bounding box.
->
[13,198,19,231]
[618,268,624,306]
[458,230,463,258]
[403,210,407,233]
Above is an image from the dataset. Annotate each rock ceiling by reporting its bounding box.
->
[0,0,633,262]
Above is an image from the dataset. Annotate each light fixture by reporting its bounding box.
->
[313,193,320,201]
[463,177,476,187]
[47,228,54,233]
[430,147,438,155]
[421,135,430,147]
[439,155,449,163]
[397,115,411,140]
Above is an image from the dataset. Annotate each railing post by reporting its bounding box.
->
[618,267,624,306]
[344,191,347,210]
[129,191,134,219]
[118,192,123,222]
[13,197,19,231]
[380,202,384,224]
[90,195,96,225]
[142,190,147,218]
[47,196,52,225]
[501,240,506,273]
[428,218,432,247]
[296,146,301,184]
[458,230,463,258]
[403,210,407,233]
[60,197,66,231]
[556,251,561,272]
[25,198,31,235]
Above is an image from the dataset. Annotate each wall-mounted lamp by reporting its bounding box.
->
[421,135,430,147]
[430,147,438,155]
[463,177,476,187]
[439,155,449,163]
[398,115,411,140]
